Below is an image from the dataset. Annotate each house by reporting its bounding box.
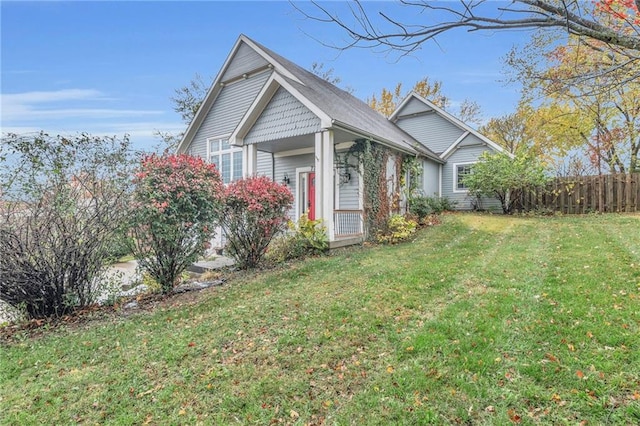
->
[176,35,504,248]
[390,93,506,210]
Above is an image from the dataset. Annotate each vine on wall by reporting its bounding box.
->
[344,140,382,237]
[343,140,423,239]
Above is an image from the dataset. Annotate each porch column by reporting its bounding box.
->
[315,130,335,241]
[242,143,257,178]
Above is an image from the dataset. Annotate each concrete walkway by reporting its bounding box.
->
[188,256,235,273]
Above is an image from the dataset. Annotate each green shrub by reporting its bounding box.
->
[426,195,457,214]
[408,196,433,218]
[266,214,328,263]
[377,214,417,244]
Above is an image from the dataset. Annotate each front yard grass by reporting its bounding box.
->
[1,213,639,424]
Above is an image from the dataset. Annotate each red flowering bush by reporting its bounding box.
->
[220,176,293,269]
[129,154,222,293]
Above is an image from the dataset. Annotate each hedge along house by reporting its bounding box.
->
[176,35,503,248]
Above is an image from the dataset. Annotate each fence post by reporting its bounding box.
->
[625,173,632,213]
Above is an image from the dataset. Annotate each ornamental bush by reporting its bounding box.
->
[463,152,548,214]
[266,214,328,263]
[377,214,418,244]
[128,154,222,293]
[220,176,293,269]
[0,132,132,319]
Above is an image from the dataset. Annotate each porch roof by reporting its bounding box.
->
[242,37,443,164]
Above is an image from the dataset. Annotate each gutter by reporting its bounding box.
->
[330,119,444,164]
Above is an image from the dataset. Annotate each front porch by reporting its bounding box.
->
[240,128,366,246]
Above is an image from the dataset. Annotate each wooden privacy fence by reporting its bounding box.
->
[519,173,640,214]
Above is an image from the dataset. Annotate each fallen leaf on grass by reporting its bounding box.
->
[545,353,559,363]
[507,408,521,423]
[576,370,585,379]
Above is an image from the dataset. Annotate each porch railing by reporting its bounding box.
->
[333,209,364,238]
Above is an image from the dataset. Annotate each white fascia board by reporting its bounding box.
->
[229,73,281,146]
[401,92,509,156]
[388,92,417,122]
[175,36,247,154]
[229,72,332,146]
[240,35,303,85]
[273,147,315,158]
[273,73,333,127]
[440,131,470,160]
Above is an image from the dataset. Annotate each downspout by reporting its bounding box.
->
[438,164,442,197]
[271,152,275,180]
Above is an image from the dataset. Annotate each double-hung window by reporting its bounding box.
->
[454,162,474,192]
[207,137,242,184]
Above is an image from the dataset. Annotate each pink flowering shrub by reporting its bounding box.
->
[220,176,293,269]
[129,154,222,293]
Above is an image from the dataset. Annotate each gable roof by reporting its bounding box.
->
[390,92,507,160]
[177,35,442,163]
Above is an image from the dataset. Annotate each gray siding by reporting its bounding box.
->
[336,153,360,210]
[399,97,432,116]
[421,159,439,197]
[222,41,269,81]
[396,113,465,154]
[256,150,273,178]
[245,87,321,144]
[274,154,314,219]
[442,143,502,211]
[458,132,486,148]
[186,70,271,159]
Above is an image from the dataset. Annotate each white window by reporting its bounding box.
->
[207,137,243,184]
[453,162,474,192]
[408,162,424,193]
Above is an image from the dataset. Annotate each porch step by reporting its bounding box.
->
[329,235,364,249]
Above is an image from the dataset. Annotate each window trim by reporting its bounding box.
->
[452,161,475,193]
[206,134,242,184]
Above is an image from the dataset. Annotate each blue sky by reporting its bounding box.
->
[1,1,532,152]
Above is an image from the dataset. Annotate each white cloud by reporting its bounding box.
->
[0,89,163,123]
[0,88,184,152]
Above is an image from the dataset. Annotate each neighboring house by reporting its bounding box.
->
[176,34,504,248]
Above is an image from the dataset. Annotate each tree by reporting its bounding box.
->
[480,105,530,155]
[153,73,211,152]
[463,151,548,214]
[220,176,293,269]
[128,154,222,293]
[508,31,640,174]
[0,132,132,319]
[369,76,483,124]
[297,1,640,71]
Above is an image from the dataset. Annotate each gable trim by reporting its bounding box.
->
[391,92,507,157]
[176,36,267,154]
[440,131,470,160]
[230,72,332,146]
[239,36,303,85]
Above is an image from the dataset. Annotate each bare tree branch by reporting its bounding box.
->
[295,0,640,59]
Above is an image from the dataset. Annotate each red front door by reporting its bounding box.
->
[307,172,316,221]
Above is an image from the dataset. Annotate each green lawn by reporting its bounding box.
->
[1,213,639,425]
